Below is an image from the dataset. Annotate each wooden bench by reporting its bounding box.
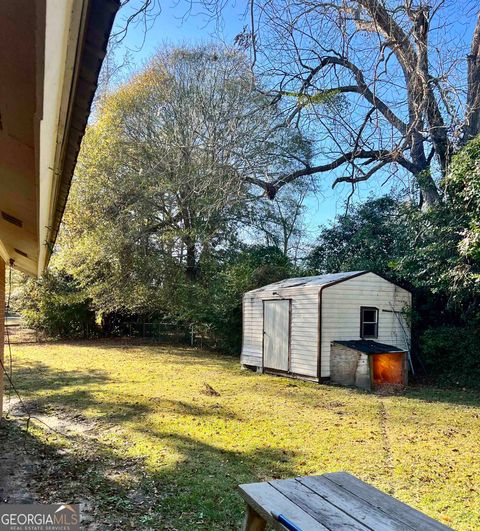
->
[238,472,452,530]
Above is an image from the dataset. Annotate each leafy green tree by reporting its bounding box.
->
[17,271,95,339]
[446,134,480,266]
[396,136,480,313]
[307,197,407,279]
[55,45,310,317]
[396,207,476,310]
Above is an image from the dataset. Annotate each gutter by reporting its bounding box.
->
[38,0,119,275]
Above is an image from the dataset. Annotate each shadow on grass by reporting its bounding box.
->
[7,362,153,424]
[10,361,109,395]
[403,384,480,407]
[3,417,296,530]
[9,360,240,427]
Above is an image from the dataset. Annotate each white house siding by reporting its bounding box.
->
[320,273,411,378]
[241,286,320,377]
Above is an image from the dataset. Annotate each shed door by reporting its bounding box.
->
[263,300,290,371]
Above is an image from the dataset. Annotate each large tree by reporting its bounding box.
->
[183,0,480,208]
[56,46,310,313]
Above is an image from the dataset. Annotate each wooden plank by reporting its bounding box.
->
[299,476,412,531]
[238,482,328,531]
[242,505,267,531]
[323,473,452,530]
[269,478,371,530]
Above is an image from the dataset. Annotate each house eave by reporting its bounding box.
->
[37,0,119,275]
[0,0,119,277]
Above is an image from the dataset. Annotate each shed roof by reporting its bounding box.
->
[246,271,366,294]
[333,340,406,355]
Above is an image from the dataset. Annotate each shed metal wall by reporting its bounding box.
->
[320,273,411,378]
[241,286,319,377]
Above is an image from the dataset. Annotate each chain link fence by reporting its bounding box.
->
[84,321,216,348]
[4,312,217,348]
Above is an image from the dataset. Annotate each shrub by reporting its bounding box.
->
[420,326,480,388]
[17,271,96,339]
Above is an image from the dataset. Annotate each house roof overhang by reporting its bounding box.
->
[0,0,119,276]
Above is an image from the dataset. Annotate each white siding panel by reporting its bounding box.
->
[241,296,263,367]
[241,286,320,377]
[320,273,411,377]
[242,355,261,366]
[289,291,318,377]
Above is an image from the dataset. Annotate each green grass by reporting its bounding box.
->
[6,341,480,529]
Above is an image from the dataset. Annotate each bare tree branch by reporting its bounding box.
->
[244,148,414,199]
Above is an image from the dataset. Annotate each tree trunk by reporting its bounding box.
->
[184,237,198,280]
[464,14,480,143]
[408,129,441,208]
[415,169,441,209]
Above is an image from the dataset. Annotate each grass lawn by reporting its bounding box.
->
[4,341,480,529]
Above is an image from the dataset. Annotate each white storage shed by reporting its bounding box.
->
[241,271,411,382]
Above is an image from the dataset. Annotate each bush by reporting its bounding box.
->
[420,326,480,388]
[17,271,96,339]
[161,245,295,354]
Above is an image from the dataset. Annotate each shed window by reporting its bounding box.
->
[360,307,378,338]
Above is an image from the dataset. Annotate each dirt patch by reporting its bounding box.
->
[1,402,158,529]
[0,398,98,509]
[6,398,95,438]
[0,420,39,504]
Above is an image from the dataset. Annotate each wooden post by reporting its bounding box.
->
[0,258,5,418]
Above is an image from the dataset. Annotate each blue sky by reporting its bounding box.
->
[111,0,389,232]
[111,1,475,232]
